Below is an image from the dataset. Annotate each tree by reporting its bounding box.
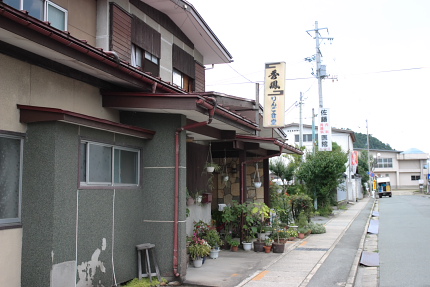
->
[269,157,294,185]
[357,150,370,195]
[353,132,393,150]
[296,142,348,209]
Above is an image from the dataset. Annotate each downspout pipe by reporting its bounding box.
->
[173,98,216,277]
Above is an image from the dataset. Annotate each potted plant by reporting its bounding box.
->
[204,161,221,173]
[271,215,286,253]
[240,202,258,251]
[264,238,273,253]
[252,202,270,252]
[221,202,241,241]
[298,226,310,239]
[254,227,266,252]
[186,189,195,206]
[204,142,221,173]
[286,228,298,240]
[203,229,223,259]
[229,239,240,252]
[297,211,310,239]
[253,162,262,188]
[188,237,211,268]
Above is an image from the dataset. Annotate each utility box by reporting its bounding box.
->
[202,193,212,203]
[320,65,327,77]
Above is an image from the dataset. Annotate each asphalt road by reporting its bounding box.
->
[379,194,430,287]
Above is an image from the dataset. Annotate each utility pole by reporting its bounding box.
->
[366,119,372,197]
[311,108,316,154]
[306,21,334,109]
[299,92,303,147]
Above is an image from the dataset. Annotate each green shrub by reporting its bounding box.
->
[289,193,313,222]
[318,205,333,217]
[309,222,326,234]
[286,228,298,237]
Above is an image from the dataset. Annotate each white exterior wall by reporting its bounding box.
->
[0,229,22,287]
[284,124,358,201]
[365,150,428,189]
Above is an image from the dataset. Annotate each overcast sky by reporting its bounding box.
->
[190,0,430,153]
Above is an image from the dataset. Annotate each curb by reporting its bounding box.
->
[346,198,377,287]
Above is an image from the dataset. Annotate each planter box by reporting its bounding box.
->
[272,242,285,253]
[253,241,265,252]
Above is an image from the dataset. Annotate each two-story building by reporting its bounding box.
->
[0,1,302,286]
[357,148,429,190]
[283,123,360,201]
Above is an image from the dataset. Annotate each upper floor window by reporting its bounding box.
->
[173,69,193,92]
[4,0,67,30]
[80,141,140,187]
[294,134,314,143]
[376,158,393,168]
[131,45,159,77]
[0,133,23,225]
[411,175,421,181]
[172,44,195,92]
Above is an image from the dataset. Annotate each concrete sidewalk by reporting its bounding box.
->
[183,197,374,287]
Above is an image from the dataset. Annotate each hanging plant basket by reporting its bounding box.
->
[204,143,220,173]
[253,162,261,188]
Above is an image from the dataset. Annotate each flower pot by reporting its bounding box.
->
[298,233,305,239]
[206,166,215,173]
[187,197,195,206]
[193,258,203,268]
[272,242,285,253]
[258,233,267,241]
[196,195,202,203]
[253,241,265,252]
[210,248,220,259]
[288,237,296,241]
[254,182,262,188]
[223,176,229,182]
[264,246,272,253]
[231,246,239,252]
[242,242,252,251]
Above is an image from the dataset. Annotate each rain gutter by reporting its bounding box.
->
[0,3,184,93]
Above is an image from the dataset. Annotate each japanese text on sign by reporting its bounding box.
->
[264,62,285,127]
[318,108,332,151]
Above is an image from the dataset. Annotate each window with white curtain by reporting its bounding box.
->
[0,133,23,225]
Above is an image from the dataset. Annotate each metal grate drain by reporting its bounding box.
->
[295,247,330,251]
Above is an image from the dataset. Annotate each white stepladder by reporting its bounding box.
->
[136,243,161,282]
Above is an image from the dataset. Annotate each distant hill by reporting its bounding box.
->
[353,132,393,150]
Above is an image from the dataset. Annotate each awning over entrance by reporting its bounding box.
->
[17,105,156,139]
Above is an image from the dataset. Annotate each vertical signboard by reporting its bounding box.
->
[318,108,332,151]
[264,62,285,127]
